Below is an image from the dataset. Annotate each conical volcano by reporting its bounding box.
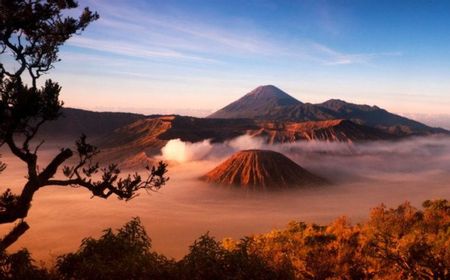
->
[207,85,301,119]
[202,150,327,190]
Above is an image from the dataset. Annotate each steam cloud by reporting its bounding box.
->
[153,134,450,260]
[5,135,450,261]
[160,135,450,185]
[161,139,214,162]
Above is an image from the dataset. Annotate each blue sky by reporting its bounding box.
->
[46,0,450,115]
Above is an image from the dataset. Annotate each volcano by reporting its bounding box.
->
[207,85,446,135]
[208,85,301,119]
[202,150,328,190]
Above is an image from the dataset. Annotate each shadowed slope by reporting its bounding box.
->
[208,85,301,119]
[316,99,444,135]
[202,150,328,190]
[38,108,144,140]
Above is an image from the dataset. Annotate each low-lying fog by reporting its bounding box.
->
[1,135,450,263]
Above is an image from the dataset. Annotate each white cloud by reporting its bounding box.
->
[310,42,402,65]
[72,0,401,66]
[68,37,218,63]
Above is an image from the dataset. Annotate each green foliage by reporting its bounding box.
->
[178,233,227,279]
[0,78,62,134]
[0,0,98,82]
[1,199,449,279]
[177,233,284,279]
[56,217,174,280]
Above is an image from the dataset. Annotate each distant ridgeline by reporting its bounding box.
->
[38,85,448,166]
[207,85,446,136]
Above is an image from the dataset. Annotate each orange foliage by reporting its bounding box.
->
[223,200,450,279]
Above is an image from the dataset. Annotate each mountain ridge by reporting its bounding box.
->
[33,85,448,168]
[251,119,395,143]
[37,107,145,140]
[94,115,398,167]
[208,85,446,135]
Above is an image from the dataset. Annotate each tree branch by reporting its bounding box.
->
[47,160,168,201]
[38,148,73,183]
[2,39,27,78]
[0,221,30,251]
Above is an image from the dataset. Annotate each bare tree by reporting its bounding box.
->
[0,0,168,250]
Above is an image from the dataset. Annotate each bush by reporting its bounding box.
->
[56,218,174,280]
[0,249,50,280]
[2,199,449,279]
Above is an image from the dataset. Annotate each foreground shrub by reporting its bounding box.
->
[56,218,174,280]
[223,200,450,279]
[0,249,50,280]
[362,200,450,279]
[1,199,448,279]
[176,233,289,279]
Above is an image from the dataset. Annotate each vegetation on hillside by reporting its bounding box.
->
[1,199,448,279]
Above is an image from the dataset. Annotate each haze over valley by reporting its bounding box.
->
[1,85,449,262]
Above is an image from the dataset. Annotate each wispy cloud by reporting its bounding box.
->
[83,0,277,56]
[65,0,407,71]
[68,0,402,68]
[68,36,220,63]
[310,43,402,66]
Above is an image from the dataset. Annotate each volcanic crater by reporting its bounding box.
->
[202,149,328,190]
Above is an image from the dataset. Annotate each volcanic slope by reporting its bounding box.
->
[252,119,394,144]
[208,85,446,135]
[97,115,259,164]
[208,85,301,119]
[97,115,392,166]
[202,150,328,190]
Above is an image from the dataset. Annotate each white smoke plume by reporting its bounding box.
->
[160,134,450,183]
[160,139,214,162]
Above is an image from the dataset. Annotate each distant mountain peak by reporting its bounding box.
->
[206,85,445,135]
[245,85,299,100]
[207,85,301,119]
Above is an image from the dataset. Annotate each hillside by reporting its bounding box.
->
[251,119,394,144]
[97,115,259,165]
[202,149,328,190]
[96,115,395,166]
[316,99,442,135]
[37,107,144,140]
